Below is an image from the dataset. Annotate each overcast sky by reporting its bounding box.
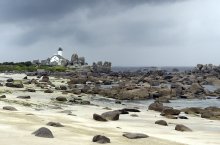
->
[0,0,220,66]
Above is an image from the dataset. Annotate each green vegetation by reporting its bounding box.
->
[0,61,67,72]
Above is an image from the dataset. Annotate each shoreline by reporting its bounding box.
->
[0,73,219,145]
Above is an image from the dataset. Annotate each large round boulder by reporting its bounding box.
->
[32,127,54,138]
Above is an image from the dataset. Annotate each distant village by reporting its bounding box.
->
[32,47,112,73]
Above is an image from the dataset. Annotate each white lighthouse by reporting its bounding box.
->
[58,47,63,56]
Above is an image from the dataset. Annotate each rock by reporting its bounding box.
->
[92,135,110,144]
[0,95,6,98]
[39,76,50,82]
[47,122,64,127]
[214,88,220,94]
[121,108,141,112]
[148,102,164,112]
[181,107,204,115]
[161,108,181,116]
[201,111,214,119]
[23,76,28,79]
[17,96,31,99]
[44,89,53,93]
[130,114,139,117]
[60,85,67,90]
[175,124,192,132]
[101,111,120,121]
[26,88,36,92]
[179,116,188,119]
[32,127,54,138]
[56,96,67,102]
[6,78,14,82]
[189,83,204,94]
[123,132,149,139]
[165,115,178,119]
[156,97,170,103]
[6,82,24,88]
[93,113,107,122]
[81,100,90,105]
[155,120,168,126]
[3,106,17,111]
[115,100,122,104]
[217,97,220,99]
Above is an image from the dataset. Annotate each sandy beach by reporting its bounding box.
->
[0,73,219,145]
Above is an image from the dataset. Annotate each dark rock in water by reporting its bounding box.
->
[32,127,54,138]
[0,83,3,86]
[26,88,36,92]
[6,78,14,82]
[155,120,168,126]
[101,111,120,121]
[17,96,31,99]
[93,113,107,122]
[47,122,64,127]
[216,97,220,99]
[123,132,149,139]
[0,95,6,98]
[3,106,17,111]
[56,96,67,102]
[44,89,53,93]
[175,124,192,132]
[148,102,164,112]
[23,76,28,79]
[92,135,110,144]
[121,108,141,113]
[161,108,181,116]
[179,116,188,119]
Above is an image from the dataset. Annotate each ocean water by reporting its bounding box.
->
[91,95,220,110]
[112,66,194,73]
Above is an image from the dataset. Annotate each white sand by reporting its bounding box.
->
[0,73,219,145]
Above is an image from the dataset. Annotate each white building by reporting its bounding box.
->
[50,47,68,66]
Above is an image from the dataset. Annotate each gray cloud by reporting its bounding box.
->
[0,0,219,66]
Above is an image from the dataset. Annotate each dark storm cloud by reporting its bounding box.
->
[0,0,219,66]
[0,0,181,23]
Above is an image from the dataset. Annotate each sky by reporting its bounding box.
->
[0,0,220,66]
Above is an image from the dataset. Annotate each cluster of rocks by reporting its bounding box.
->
[92,61,112,73]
